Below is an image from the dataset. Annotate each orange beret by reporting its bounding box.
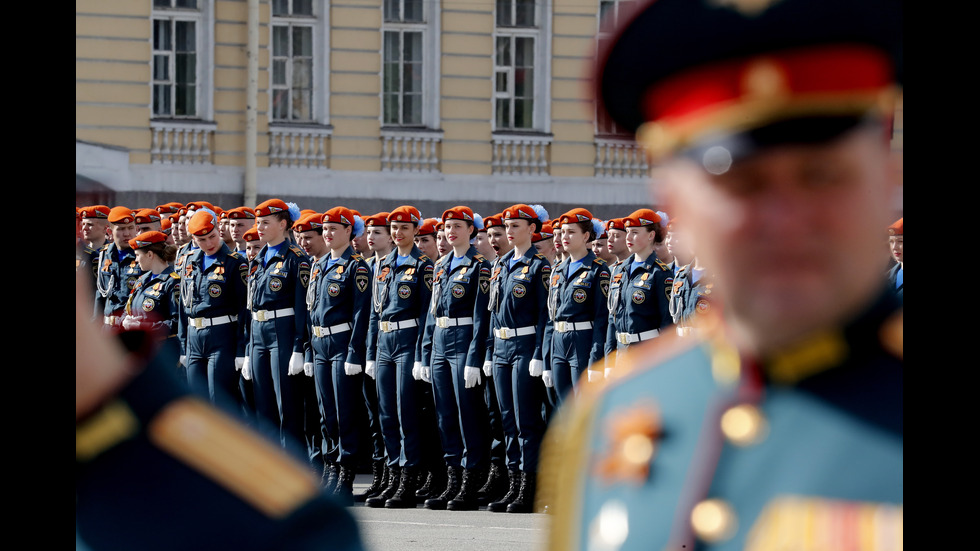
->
[226,207,256,220]
[888,217,903,236]
[134,208,162,225]
[322,206,355,226]
[160,217,173,235]
[292,212,323,233]
[364,212,390,227]
[483,214,504,229]
[186,201,215,212]
[557,208,594,226]
[532,221,555,243]
[441,206,475,223]
[255,198,289,217]
[80,205,110,219]
[187,209,218,236]
[623,209,661,228]
[388,206,422,225]
[129,231,167,250]
[417,218,439,236]
[108,206,136,225]
[156,203,183,214]
[503,204,537,221]
[243,226,260,242]
[606,218,627,232]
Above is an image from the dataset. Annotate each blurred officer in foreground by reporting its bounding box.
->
[887,218,903,299]
[538,0,903,549]
[76,270,365,551]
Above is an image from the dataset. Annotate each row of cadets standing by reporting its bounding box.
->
[303,207,372,504]
[364,206,436,508]
[419,206,493,510]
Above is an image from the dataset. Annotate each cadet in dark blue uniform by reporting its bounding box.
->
[539,0,903,548]
[76,272,365,551]
[95,207,145,328]
[604,208,674,371]
[179,209,250,413]
[77,205,110,290]
[547,208,610,403]
[305,206,371,504]
[246,199,311,454]
[419,206,492,510]
[364,206,435,508]
[887,218,903,299]
[487,203,552,514]
[122,231,182,373]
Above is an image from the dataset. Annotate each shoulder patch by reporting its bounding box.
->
[423,263,434,272]
[148,397,320,518]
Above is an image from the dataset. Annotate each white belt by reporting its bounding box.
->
[312,322,352,337]
[435,316,473,329]
[379,319,418,333]
[617,329,660,344]
[553,320,593,333]
[103,315,123,327]
[494,326,536,340]
[188,314,238,329]
[252,308,295,322]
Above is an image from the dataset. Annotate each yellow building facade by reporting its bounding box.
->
[76,0,901,219]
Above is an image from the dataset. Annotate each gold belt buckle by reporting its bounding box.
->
[313,326,324,338]
[255,310,268,322]
[618,333,628,345]
[380,321,392,332]
[437,317,449,328]
[555,321,566,333]
[499,328,510,340]
[192,317,204,329]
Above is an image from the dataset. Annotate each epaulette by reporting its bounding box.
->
[435,255,449,267]
[169,272,181,280]
[228,251,244,261]
[592,257,607,266]
[418,254,430,261]
[655,258,671,271]
[288,244,305,257]
[534,253,546,260]
[473,254,486,262]
[351,253,363,261]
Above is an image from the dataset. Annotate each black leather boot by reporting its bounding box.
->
[385,466,420,509]
[506,471,536,513]
[477,462,508,505]
[424,465,462,510]
[332,465,357,506]
[487,469,521,512]
[321,461,339,493]
[365,465,400,508]
[447,467,485,511]
[354,460,386,503]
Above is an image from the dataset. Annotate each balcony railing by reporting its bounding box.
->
[492,133,552,176]
[381,129,442,173]
[268,124,332,169]
[595,137,650,179]
[151,121,217,165]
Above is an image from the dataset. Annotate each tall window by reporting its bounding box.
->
[596,0,634,135]
[494,0,549,132]
[272,0,316,122]
[383,0,425,126]
[152,0,202,118]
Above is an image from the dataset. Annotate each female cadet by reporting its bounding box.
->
[547,209,610,403]
[244,199,311,454]
[419,206,492,511]
[306,207,371,504]
[364,206,435,509]
[122,231,183,375]
[605,209,675,371]
[179,209,250,412]
[487,203,552,514]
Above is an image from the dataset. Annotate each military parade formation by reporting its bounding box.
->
[77,0,902,548]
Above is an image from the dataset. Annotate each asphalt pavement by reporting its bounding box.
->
[347,474,550,551]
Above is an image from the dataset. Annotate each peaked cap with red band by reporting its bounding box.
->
[255,199,289,217]
[129,231,168,250]
[596,0,902,161]
[322,206,355,227]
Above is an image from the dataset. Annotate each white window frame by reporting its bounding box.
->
[595,0,633,137]
[493,0,551,133]
[151,0,214,121]
[380,0,441,129]
[269,0,330,125]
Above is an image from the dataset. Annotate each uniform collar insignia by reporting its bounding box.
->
[594,402,663,486]
[763,330,848,385]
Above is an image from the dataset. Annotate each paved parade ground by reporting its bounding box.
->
[348,475,549,551]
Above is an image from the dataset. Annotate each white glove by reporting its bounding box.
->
[288,352,305,376]
[121,315,142,331]
[235,357,245,371]
[542,370,554,388]
[412,362,422,381]
[242,356,252,380]
[304,362,314,377]
[179,355,187,367]
[604,367,612,379]
[483,360,493,378]
[529,358,544,377]
[365,361,376,379]
[421,365,431,383]
[587,369,602,383]
[345,362,362,376]
[464,366,482,388]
